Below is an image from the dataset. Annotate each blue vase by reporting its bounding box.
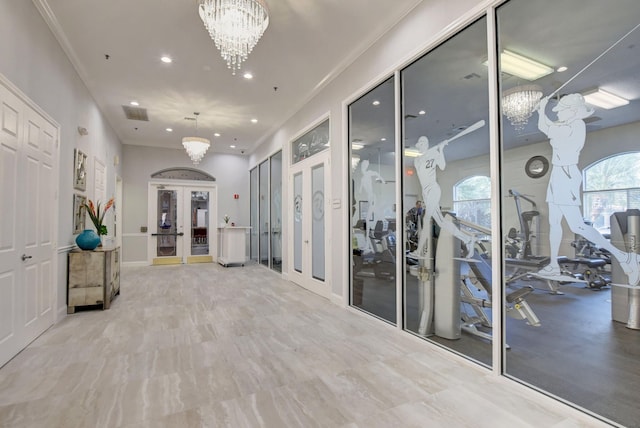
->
[76,229,101,250]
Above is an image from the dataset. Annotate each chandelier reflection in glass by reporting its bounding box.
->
[182,113,210,165]
[502,85,543,131]
[198,0,270,75]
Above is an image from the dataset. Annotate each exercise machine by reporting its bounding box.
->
[610,209,640,330]
[410,212,540,344]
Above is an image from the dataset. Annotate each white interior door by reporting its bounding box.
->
[148,182,216,265]
[289,151,330,298]
[0,79,57,368]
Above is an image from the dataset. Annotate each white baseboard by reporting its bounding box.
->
[122,261,149,268]
[330,292,345,307]
[56,305,67,323]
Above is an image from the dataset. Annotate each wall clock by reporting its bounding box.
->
[525,155,549,179]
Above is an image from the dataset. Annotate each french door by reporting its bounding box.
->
[0,77,58,367]
[289,151,331,297]
[148,182,216,265]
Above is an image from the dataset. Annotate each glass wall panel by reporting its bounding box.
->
[349,77,397,324]
[259,160,269,267]
[497,1,640,426]
[270,151,283,272]
[250,167,258,262]
[402,18,492,365]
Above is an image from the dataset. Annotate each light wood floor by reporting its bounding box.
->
[0,263,612,428]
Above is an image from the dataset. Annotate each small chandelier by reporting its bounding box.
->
[182,113,210,165]
[198,0,270,75]
[502,85,543,131]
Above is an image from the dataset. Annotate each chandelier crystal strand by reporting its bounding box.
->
[199,0,269,75]
[502,85,543,131]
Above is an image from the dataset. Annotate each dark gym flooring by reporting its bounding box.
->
[354,266,639,428]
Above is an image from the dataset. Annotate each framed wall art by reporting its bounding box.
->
[73,193,87,234]
[73,149,87,191]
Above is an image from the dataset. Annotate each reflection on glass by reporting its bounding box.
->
[312,163,325,281]
[349,77,397,324]
[190,191,209,255]
[259,160,269,266]
[291,119,329,164]
[157,189,177,257]
[270,151,282,272]
[498,1,640,426]
[250,167,258,261]
[402,17,492,365]
[293,172,302,273]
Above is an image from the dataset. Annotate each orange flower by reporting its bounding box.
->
[83,198,114,236]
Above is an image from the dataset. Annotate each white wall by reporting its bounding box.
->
[121,145,249,264]
[0,0,123,319]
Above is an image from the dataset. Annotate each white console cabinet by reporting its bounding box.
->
[217,226,250,266]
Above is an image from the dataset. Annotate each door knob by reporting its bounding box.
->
[21,254,32,261]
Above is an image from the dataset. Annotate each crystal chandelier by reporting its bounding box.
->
[182,113,210,165]
[502,85,543,131]
[198,0,270,75]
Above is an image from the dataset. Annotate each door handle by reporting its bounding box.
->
[151,232,185,237]
[21,254,32,261]
[304,240,309,243]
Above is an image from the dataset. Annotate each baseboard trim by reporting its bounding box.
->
[122,261,149,268]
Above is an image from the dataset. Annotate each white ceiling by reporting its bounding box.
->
[35,0,423,155]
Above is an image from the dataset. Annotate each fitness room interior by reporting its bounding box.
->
[2,0,640,427]
[350,2,639,427]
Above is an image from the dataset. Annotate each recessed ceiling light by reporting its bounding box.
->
[130,101,139,106]
[583,88,629,109]
[230,145,236,148]
[166,128,173,132]
[214,133,221,137]
[380,138,386,141]
[161,56,172,63]
[372,100,380,106]
[251,118,258,123]
[418,110,426,115]
[557,66,568,72]
[243,72,253,79]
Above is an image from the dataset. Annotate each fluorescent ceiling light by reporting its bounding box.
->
[499,50,553,81]
[583,88,629,109]
[352,143,364,150]
[404,149,421,158]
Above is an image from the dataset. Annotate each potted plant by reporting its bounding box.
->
[76,198,114,250]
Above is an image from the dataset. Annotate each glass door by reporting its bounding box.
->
[289,151,330,297]
[186,188,215,264]
[149,185,184,265]
[148,182,216,265]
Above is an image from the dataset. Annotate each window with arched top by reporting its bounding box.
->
[453,175,491,228]
[583,152,640,233]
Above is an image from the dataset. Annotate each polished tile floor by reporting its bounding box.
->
[0,263,612,427]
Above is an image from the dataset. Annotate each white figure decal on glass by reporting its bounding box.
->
[359,159,385,250]
[412,126,483,259]
[535,94,640,285]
